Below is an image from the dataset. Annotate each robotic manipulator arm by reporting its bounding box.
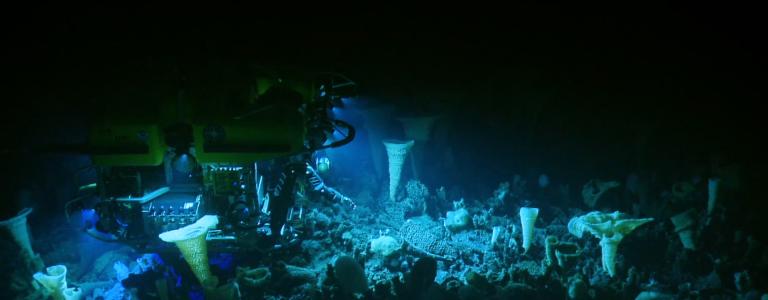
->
[268,159,355,241]
[306,163,355,208]
[262,77,359,244]
[267,84,357,242]
[296,77,356,208]
[272,161,355,209]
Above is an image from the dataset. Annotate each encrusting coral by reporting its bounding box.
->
[399,217,458,260]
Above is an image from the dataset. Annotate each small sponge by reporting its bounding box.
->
[444,208,471,232]
[370,235,400,257]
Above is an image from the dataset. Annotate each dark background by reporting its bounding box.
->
[1,7,765,230]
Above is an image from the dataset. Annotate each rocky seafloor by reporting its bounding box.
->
[5,172,768,300]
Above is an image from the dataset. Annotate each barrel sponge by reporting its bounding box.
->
[333,256,368,294]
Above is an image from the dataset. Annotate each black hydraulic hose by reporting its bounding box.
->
[312,119,355,151]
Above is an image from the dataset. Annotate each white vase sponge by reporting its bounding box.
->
[599,234,623,277]
[519,207,540,252]
[568,211,653,277]
[0,207,35,258]
[383,139,415,201]
[159,221,218,287]
[33,265,68,300]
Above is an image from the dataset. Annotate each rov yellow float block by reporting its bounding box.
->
[89,124,165,166]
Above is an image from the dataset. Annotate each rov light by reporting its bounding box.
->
[172,147,198,174]
[316,155,331,174]
[165,123,197,173]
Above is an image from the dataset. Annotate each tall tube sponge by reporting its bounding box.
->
[397,115,440,179]
[670,209,697,250]
[359,104,395,181]
[519,207,539,253]
[707,178,720,216]
[0,207,44,272]
[383,139,415,201]
[598,234,623,277]
[568,211,653,277]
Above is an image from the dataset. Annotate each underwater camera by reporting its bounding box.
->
[68,72,357,252]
